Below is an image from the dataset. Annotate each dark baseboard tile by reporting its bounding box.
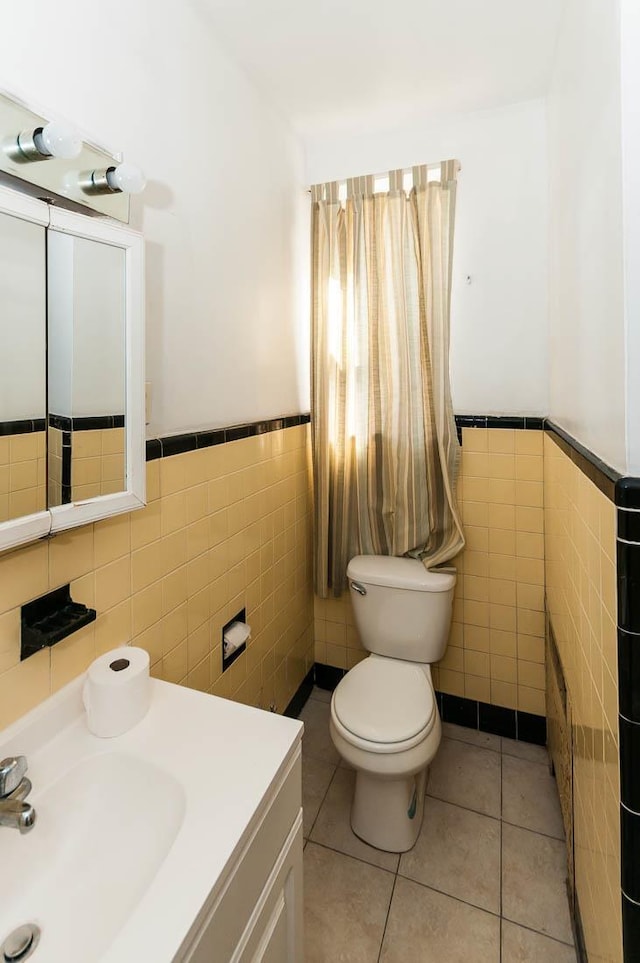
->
[314,662,346,691]
[312,665,547,746]
[283,667,315,719]
[145,413,311,462]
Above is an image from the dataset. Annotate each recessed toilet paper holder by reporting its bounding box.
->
[222,609,251,672]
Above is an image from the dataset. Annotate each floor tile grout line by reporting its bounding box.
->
[305,761,339,841]
[307,838,398,877]
[308,836,575,948]
[423,790,565,844]
[301,702,572,957]
[500,915,577,950]
[500,817,565,843]
[426,789,501,822]
[394,871,502,919]
[376,872,398,963]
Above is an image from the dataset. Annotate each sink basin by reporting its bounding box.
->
[0,752,185,961]
[0,674,302,962]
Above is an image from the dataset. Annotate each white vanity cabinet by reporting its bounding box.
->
[179,749,304,963]
[0,678,304,963]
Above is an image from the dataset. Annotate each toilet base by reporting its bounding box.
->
[351,767,427,853]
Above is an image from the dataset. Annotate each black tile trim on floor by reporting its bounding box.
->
[145,413,311,462]
[618,518,640,962]
[314,662,345,691]
[573,893,588,963]
[0,418,46,436]
[49,413,125,432]
[312,664,547,746]
[284,667,315,719]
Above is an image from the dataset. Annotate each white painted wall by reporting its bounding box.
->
[305,100,549,417]
[547,0,626,472]
[621,0,640,475]
[0,0,309,438]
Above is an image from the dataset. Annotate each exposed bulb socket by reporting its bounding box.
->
[4,122,82,163]
[78,163,146,196]
[4,128,50,164]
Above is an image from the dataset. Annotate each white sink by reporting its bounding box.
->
[0,675,302,962]
[0,753,185,961]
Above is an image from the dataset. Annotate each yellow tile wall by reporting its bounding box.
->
[48,426,63,506]
[544,433,621,962]
[314,428,546,716]
[72,427,126,499]
[0,424,314,729]
[0,431,46,523]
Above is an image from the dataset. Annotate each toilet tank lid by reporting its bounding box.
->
[347,555,456,592]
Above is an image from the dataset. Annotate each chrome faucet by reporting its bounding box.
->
[0,756,36,833]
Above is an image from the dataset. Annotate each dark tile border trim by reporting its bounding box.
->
[545,420,621,503]
[0,418,46,436]
[454,414,544,444]
[284,666,315,719]
[618,504,640,961]
[455,414,544,431]
[312,664,546,746]
[146,413,311,462]
[617,477,640,511]
[49,413,125,432]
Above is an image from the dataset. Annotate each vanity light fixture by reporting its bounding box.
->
[78,162,146,196]
[4,120,82,163]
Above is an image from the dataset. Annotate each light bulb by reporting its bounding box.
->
[35,121,82,159]
[106,163,146,194]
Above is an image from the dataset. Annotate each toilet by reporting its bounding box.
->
[329,555,456,853]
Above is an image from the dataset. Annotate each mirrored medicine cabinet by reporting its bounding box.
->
[0,185,145,554]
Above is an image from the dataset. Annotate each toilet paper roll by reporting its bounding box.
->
[223,621,251,658]
[83,646,151,738]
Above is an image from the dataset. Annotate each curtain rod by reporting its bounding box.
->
[307,159,461,194]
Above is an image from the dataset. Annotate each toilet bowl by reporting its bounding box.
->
[329,555,456,852]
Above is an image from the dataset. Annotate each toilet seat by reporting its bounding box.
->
[331,657,436,754]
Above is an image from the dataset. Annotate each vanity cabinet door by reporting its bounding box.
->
[179,751,303,963]
[235,817,303,963]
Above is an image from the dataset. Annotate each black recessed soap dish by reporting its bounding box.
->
[21,584,96,661]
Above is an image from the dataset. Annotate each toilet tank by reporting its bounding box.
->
[346,556,456,663]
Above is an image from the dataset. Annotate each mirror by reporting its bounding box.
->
[0,187,145,553]
[0,206,47,523]
[48,233,126,505]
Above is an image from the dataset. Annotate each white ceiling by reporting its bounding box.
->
[196,0,566,136]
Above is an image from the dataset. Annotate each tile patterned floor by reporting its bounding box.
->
[300,688,577,963]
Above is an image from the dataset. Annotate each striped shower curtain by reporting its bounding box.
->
[311,161,465,598]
